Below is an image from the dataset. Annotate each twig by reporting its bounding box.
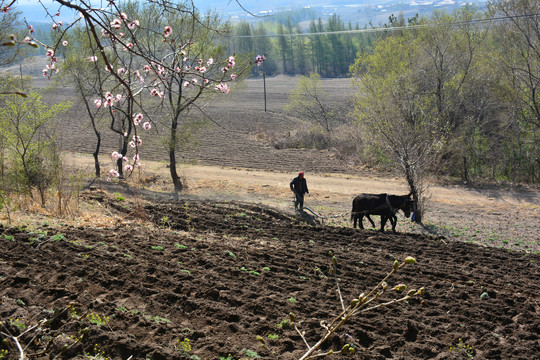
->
[297,257,422,360]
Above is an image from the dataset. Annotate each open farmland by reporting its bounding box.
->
[1,74,539,359]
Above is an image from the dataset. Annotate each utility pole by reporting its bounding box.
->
[263,71,267,112]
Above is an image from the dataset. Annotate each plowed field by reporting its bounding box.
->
[1,190,539,360]
[1,74,539,359]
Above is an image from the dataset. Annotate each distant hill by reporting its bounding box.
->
[16,0,488,27]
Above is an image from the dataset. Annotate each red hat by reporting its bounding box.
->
[298,171,304,178]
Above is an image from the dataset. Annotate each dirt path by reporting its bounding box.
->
[67,153,540,252]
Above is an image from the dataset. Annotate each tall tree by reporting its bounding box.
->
[488,0,540,181]
[350,10,486,221]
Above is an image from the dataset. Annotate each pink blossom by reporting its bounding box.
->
[198,66,207,73]
[143,122,151,130]
[129,141,136,148]
[203,79,209,84]
[133,113,144,125]
[109,169,119,178]
[110,18,122,29]
[125,164,133,172]
[88,55,98,62]
[136,70,144,83]
[231,74,238,80]
[23,36,31,43]
[94,99,102,108]
[62,41,68,46]
[133,154,140,162]
[52,23,58,30]
[128,20,139,29]
[123,156,129,163]
[112,151,123,160]
[132,135,142,145]
[255,54,266,66]
[227,56,235,68]
[221,67,229,73]
[46,49,54,57]
[163,26,172,37]
[207,58,214,65]
[28,25,35,34]
[144,65,151,72]
[215,83,230,94]
[183,81,189,88]
[191,78,198,85]
[120,12,128,20]
[58,21,63,26]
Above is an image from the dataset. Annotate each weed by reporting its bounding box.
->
[68,304,80,319]
[263,267,270,271]
[123,254,132,258]
[86,344,110,360]
[449,338,474,358]
[227,250,237,260]
[115,306,127,313]
[9,318,26,330]
[50,233,65,241]
[174,243,187,249]
[113,192,125,202]
[159,216,170,228]
[267,334,279,340]
[178,338,191,352]
[151,245,164,251]
[3,235,13,241]
[183,203,194,231]
[180,269,191,275]
[241,348,260,358]
[0,349,7,359]
[276,318,292,329]
[287,297,297,303]
[145,315,170,324]
[86,313,110,326]
[16,298,25,307]
[249,270,260,276]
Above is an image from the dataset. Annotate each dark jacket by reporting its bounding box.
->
[290,176,309,195]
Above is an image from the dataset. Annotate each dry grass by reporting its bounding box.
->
[1,151,539,253]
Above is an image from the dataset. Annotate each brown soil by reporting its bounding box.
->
[1,75,539,359]
[1,190,539,360]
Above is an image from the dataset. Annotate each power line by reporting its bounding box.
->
[230,12,540,38]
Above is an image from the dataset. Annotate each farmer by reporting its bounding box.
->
[290,171,309,210]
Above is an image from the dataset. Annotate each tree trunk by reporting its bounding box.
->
[404,162,422,223]
[462,156,468,183]
[169,148,183,193]
[169,116,183,193]
[93,131,101,178]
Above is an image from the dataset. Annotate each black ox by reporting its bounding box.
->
[351,193,414,233]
